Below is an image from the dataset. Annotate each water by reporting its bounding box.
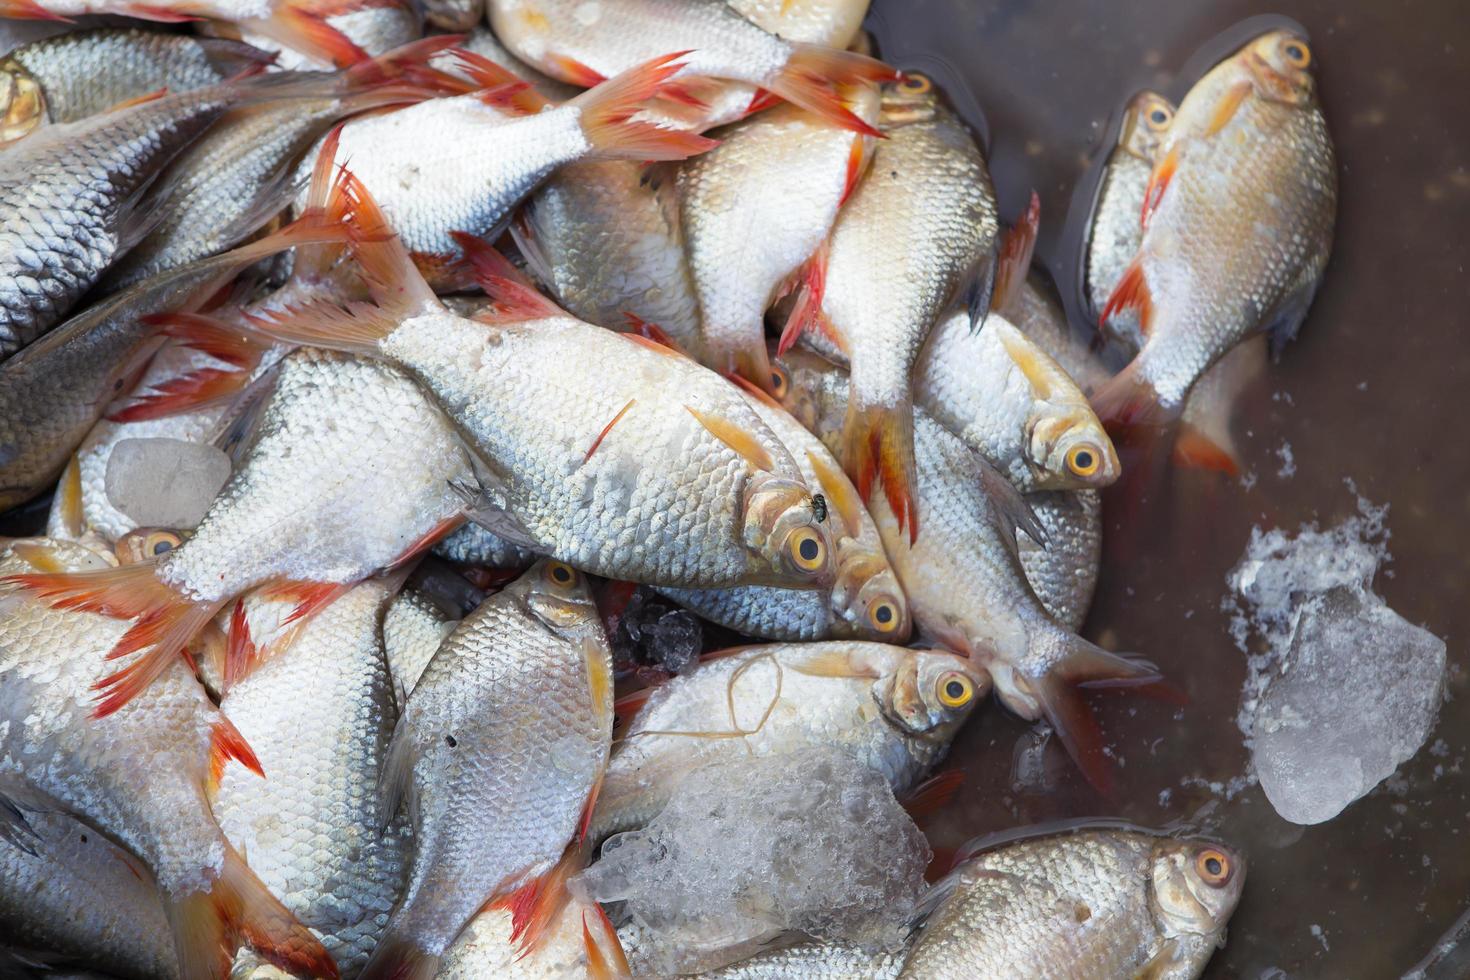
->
[865,1,1470,976]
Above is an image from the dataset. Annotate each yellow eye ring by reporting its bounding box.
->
[1195,848,1233,886]
[789,528,826,572]
[867,598,900,633]
[1282,39,1310,69]
[769,365,790,399]
[936,671,974,708]
[1146,105,1172,130]
[545,561,577,587]
[1066,445,1101,478]
[144,531,182,556]
[899,73,932,94]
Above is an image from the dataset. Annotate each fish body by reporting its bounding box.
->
[620,919,902,979]
[592,642,985,840]
[0,82,244,359]
[0,808,178,979]
[520,158,705,355]
[729,0,869,46]
[422,0,480,30]
[658,385,908,641]
[1085,90,1174,347]
[680,89,876,384]
[915,311,1117,493]
[899,830,1244,979]
[1007,277,1110,395]
[381,578,466,702]
[0,28,266,143]
[0,539,335,979]
[214,579,410,976]
[1018,489,1101,632]
[234,3,424,71]
[438,892,625,979]
[432,519,539,570]
[797,84,997,537]
[362,559,612,977]
[1095,30,1336,421]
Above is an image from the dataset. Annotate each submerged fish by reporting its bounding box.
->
[1085,90,1174,347]
[1094,29,1336,424]
[215,578,410,976]
[900,830,1245,979]
[791,76,998,540]
[1018,489,1102,632]
[915,311,1117,493]
[776,349,1156,792]
[488,0,896,133]
[0,27,269,144]
[362,559,613,980]
[680,86,878,386]
[592,642,986,841]
[0,538,336,979]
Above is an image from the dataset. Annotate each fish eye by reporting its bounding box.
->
[769,366,789,398]
[789,527,826,573]
[1282,39,1311,68]
[936,670,975,708]
[545,561,578,587]
[1147,106,1172,129]
[1066,445,1101,478]
[867,597,900,633]
[899,73,932,94]
[146,531,182,556]
[1194,848,1234,887]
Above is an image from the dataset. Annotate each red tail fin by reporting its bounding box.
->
[777,240,831,356]
[842,399,919,544]
[242,0,372,69]
[991,191,1040,315]
[769,45,897,136]
[572,53,718,161]
[493,845,589,957]
[208,715,264,792]
[0,0,71,20]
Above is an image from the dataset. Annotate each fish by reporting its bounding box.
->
[249,183,836,593]
[487,0,897,133]
[679,85,878,386]
[619,919,902,979]
[228,0,425,72]
[1094,29,1336,426]
[658,379,909,642]
[105,37,460,289]
[0,538,337,979]
[381,561,484,702]
[775,349,1157,792]
[1084,90,1174,348]
[515,158,706,358]
[1005,276,1111,396]
[899,829,1245,979]
[0,79,265,360]
[438,891,628,979]
[451,25,580,101]
[591,642,986,841]
[914,310,1118,493]
[432,519,541,570]
[1017,489,1101,632]
[298,52,713,287]
[361,558,613,980]
[1172,334,1268,474]
[0,196,352,514]
[214,578,411,976]
[0,808,178,979]
[788,75,999,541]
[729,0,870,47]
[0,27,270,145]
[422,0,480,30]
[4,337,475,715]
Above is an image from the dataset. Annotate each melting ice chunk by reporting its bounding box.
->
[576,747,929,975]
[104,438,231,530]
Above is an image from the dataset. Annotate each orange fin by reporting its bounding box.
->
[727,371,783,410]
[168,843,338,980]
[1205,80,1252,137]
[449,49,550,113]
[727,343,776,394]
[450,231,563,322]
[840,132,870,205]
[613,686,655,723]
[743,87,781,117]
[804,448,863,534]
[106,87,169,113]
[621,313,684,354]
[56,453,84,539]
[357,936,436,980]
[1172,422,1240,476]
[770,45,896,136]
[208,715,264,792]
[686,406,774,472]
[548,52,607,87]
[1089,358,1171,431]
[991,190,1040,315]
[109,368,254,424]
[1099,258,1152,337]
[1035,639,1161,797]
[243,1,369,69]
[622,332,682,359]
[1140,144,1178,228]
[902,769,965,819]
[494,845,587,956]
[0,0,71,21]
[224,600,260,694]
[571,53,717,160]
[584,398,637,464]
[123,3,199,21]
[777,240,830,355]
[842,400,919,544]
[583,904,632,980]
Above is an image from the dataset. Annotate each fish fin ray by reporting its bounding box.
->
[1172,422,1240,476]
[572,54,718,161]
[686,407,774,472]
[991,190,1039,315]
[841,400,919,543]
[901,769,965,819]
[1140,145,1178,228]
[208,714,264,794]
[770,45,896,136]
[450,232,563,320]
[777,239,830,355]
[1036,637,1161,796]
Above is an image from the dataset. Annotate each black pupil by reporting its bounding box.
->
[152,540,172,555]
[770,372,783,390]
[1075,451,1093,468]
[1205,856,1223,876]
[798,538,819,561]
[875,604,893,624]
[553,566,570,582]
[945,680,965,699]
[1287,44,1303,60]
[1151,110,1167,124]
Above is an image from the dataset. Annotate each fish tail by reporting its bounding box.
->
[776,240,831,356]
[493,843,590,957]
[573,53,718,161]
[0,0,70,20]
[769,45,899,137]
[169,842,339,980]
[239,0,382,69]
[1173,421,1241,475]
[208,714,264,792]
[107,313,271,423]
[991,190,1040,316]
[582,903,632,980]
[842,398,920,544]
[194,35,280,75]
[1032,632,1161,796]
[357,933,438,980]
[1089,357,1174,431]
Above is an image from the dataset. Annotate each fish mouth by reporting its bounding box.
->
[0,62,45,147]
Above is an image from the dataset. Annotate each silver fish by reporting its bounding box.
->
[620,918,902,979]
[438,891,627,979]
[431,520,539,570]
[1018,489,1101,632]
[361,558,612,979]
[381,562,485,702]
[451,25,580,101]
[729,0,869,47]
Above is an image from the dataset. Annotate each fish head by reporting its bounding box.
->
[115,528,187,566]
[1150,837,1247,938]
[0,58,45,146]
[517,558,602,639]
[742,472,836,589]
[770,349,846,432]
[1119,90,1175,162]
[1240,30,1316,106]
[880,71,941,128]
[1029,409,1120,490]
[876,650,989,739]
[828,539,911,641]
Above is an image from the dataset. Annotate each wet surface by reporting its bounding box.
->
[866,1,1470,976]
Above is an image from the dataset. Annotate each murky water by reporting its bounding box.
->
[866,1,1470,976]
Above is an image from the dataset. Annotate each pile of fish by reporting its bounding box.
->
[0,2,1338,978]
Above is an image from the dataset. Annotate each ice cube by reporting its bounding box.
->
[647,610,702,674]
[104,438,231,530]
[576,747,929,975]
[1251,586,1446,825]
